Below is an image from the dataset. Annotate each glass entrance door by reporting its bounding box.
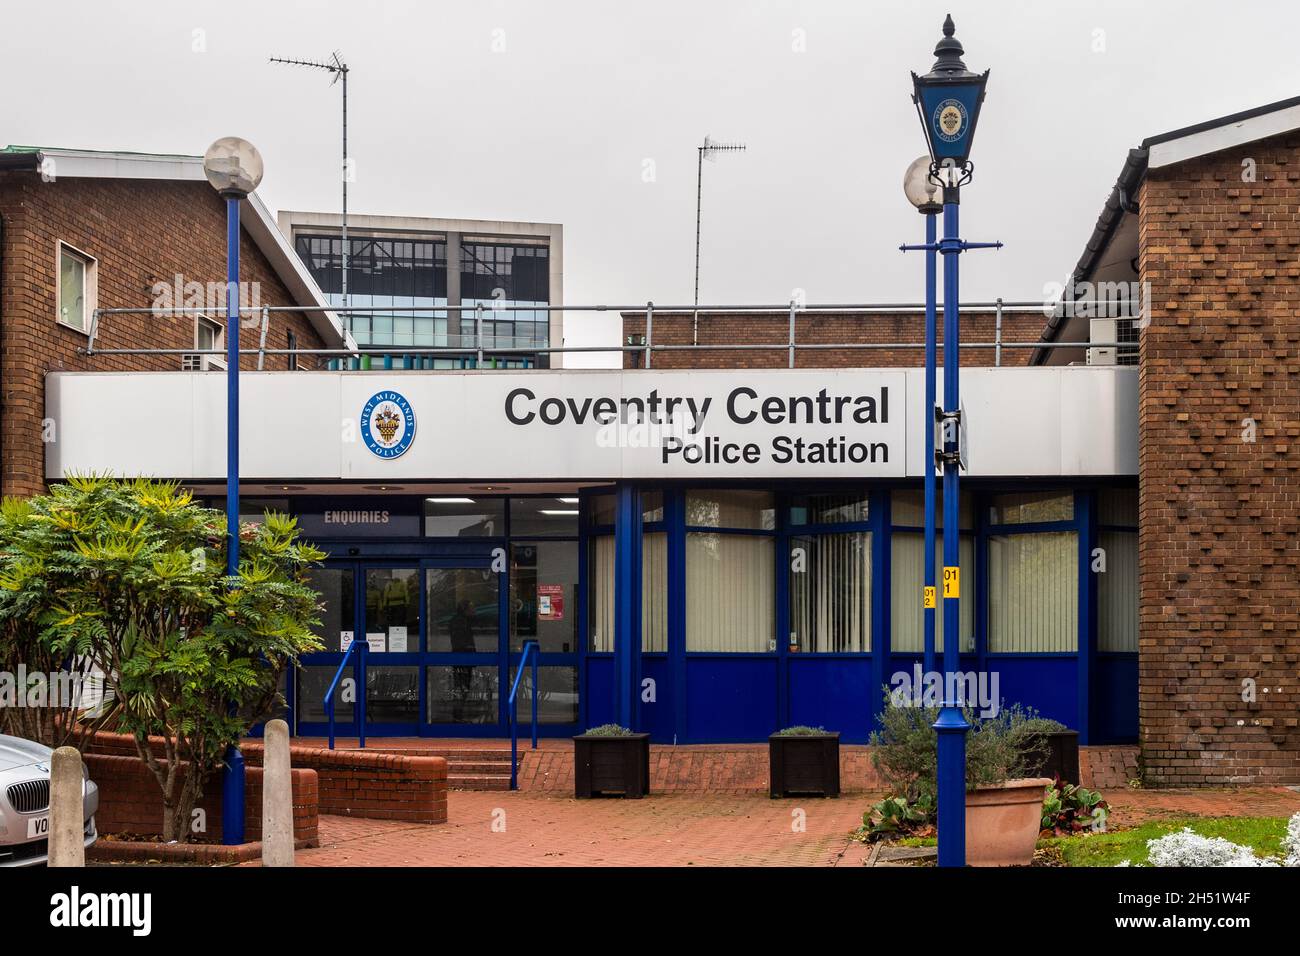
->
[424,560,503,730]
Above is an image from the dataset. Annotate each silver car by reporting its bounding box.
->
[0,735,98,866]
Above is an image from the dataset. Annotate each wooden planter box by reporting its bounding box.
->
[573,733,651,798]
[768,733,840,798]
[1022,730,1080,786]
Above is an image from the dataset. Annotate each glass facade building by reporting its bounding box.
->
[286,215,560,369]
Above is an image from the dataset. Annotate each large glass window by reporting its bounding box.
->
[788,493,870,526]
[510,541,578,653]
[1098,487,1139,653]
[589,532,667,652]
[508,666,579,724]
[989,491,1074,525]
[890,534,975,653]
[789,532,870,652]
[426,665,498,724]
[509,497,579,537]
[297,666,354,723]
[365,666,420,723]
[296,233,449,349]
[989,532,1079,652]
[306,566,355,652]
[686,490,776,530]
[424,497,505,537]
[686,533,774,652]
[460,239,549,350]
[426,568,499,653]
[365,568,419,652]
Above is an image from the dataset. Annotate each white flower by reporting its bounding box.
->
[1146,828,1279,868]
[1282,812,1300,868]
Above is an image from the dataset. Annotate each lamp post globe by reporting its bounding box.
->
[202,136,264,197]
[904,155,943,214]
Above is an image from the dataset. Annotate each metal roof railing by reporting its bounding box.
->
[83,299,1139,369]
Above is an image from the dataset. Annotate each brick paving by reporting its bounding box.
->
[294,791,873,867]
[286,785,1300,867]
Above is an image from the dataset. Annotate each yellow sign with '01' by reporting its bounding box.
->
[923,586,936,609]
[942,566,960,599]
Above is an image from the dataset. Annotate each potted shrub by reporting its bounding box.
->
[769,725,840,798]
[573,724,650,798]
[870,696,1053,866]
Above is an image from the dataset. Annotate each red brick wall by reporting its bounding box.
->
[0,170,329,496]
[514,743,1136,793]
[621,310,1046,369]
[84,752,319,845]
[241,741,448,824]
[1137,130,1300,785]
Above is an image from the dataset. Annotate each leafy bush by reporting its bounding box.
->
[863,794,935,842]
[0,476,324,842]
[868,691,1052,803]
[774,725,830,736]
[1041,776,1109,835]
[584,723,634,737]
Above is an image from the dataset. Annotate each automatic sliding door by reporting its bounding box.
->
[425,566,501,726]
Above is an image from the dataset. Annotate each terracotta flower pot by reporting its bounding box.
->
[964,777,1052,867]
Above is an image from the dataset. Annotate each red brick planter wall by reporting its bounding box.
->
[515,743,1137,794]
[85,752,319,845]
[241,743,448,824]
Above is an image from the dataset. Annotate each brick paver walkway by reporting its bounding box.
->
[287,786,1300,867]
[295,791,873,867]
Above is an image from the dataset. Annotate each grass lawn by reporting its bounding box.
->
[1040,816,1291,867]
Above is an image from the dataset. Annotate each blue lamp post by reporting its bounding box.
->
[902,157,942,678]
[202,136,265,846]
[903,15,999,868]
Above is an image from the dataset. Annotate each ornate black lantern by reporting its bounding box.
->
[911,14,989,184]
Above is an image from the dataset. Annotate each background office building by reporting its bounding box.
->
[279,211,563,369]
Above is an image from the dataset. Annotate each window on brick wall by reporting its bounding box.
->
[56,242,96,333]
[287,330,299,370]
[195,316,226,371]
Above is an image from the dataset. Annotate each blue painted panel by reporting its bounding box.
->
[986,657,1078,729]
[1093,654,1138,743]
[640,656,674,742]
[684,657,777,742]
[787,657,875,743]
[585,657,614,729]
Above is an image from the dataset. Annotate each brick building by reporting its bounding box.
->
[0,146,350,496]
[23,99,1300,786]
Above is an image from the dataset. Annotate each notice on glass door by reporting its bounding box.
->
[389,626,408,652]
[340,630,355,652]
[537,584,565,621]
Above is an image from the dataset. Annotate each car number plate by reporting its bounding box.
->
[27,815,50,839]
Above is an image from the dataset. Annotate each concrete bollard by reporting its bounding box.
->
[261,719,294,867]
[49,746,85,868]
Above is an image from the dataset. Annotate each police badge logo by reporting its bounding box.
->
[361,390,416,459]
[934,98,967,143]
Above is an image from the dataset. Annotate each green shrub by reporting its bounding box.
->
[1041,776,1109,835]
[868,690,1053,803]
[584,723,634,737]
[774,725,830,736]
[863,794,935,842]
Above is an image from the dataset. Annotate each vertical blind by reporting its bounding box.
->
[988,532,1078,652]
[890,533,975,653]
[589,532,668,652]
[686,533,774,652]
[1098,530,1138,652]
[789,533,871,652]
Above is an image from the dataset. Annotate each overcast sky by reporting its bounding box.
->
[6,0,1300,364]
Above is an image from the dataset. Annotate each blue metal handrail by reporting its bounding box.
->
[508,640,540,790]
[325,637,368,751]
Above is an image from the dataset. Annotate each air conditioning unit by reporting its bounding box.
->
[1087,317,1117,366]
[181,353,227,371]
